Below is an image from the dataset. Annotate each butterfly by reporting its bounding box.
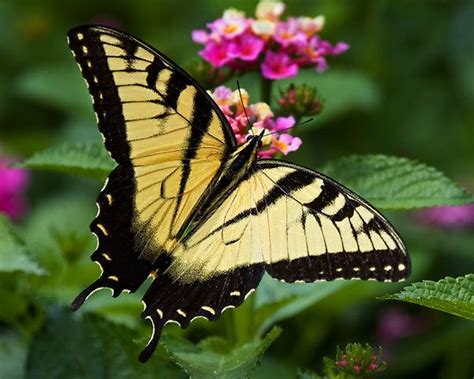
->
[67,25,410,362]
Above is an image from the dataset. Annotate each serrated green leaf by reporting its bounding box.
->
[26,309,184,379]
[163,327,281,379]
[321,155,473,209]
[255,275,350,336]
[381,274,474,320]
[22,142,114,179]
[0,215,44,275]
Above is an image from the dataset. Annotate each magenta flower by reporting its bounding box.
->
[273,18,307,48]
[266,115,296,132]
[192,5,348,78]
[208,86,302,158]
[192,29,211,44]
[261,51,298,80]
[415,204,474,230]
[199,40,233,67]
[208,10,248,39]
[318,40,350,56]
[229,33,265,61]
[0,155,29,220]
[273,133,302,155]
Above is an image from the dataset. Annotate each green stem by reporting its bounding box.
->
[260,78,273,105]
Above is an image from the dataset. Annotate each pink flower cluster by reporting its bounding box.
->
[0,154,29,220]
[193,2,349,80]
[209,86,302,158]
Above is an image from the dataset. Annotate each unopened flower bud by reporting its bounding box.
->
[278,83,323,119]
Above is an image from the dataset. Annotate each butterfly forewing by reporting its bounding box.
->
[67,25,236,310]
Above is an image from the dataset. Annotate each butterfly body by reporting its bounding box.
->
[67,25,410,363]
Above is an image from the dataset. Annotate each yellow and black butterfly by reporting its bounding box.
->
[68,25,410,362]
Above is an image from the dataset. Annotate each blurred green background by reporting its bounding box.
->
[0,0,473,378]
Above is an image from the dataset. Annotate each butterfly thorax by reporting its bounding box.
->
[224,134,262,179]
[175,134,262,241]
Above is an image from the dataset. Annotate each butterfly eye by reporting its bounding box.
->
[245,135,253,142]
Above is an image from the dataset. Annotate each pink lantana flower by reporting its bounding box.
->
[192,3,348,77]
[261,51,298,80]
[199,41,233,67]
[273,18,307,48]
[297,16,325,36]
[0,155,29,220]
[229,33,265,61]
[273,133,302,155]
[192,29,212,44]
[208,9,248,39]
[208,86,302,158]
[255,1,286,21]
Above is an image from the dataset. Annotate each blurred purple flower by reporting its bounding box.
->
[0,155,29,220]
[415,204,474,229]
[377,307,425,346]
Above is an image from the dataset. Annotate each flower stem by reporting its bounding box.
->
[260,78,273,105]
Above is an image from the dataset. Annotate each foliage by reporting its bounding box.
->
[381,274,474,321]
[322,155,473,209]
[162,327,281,379]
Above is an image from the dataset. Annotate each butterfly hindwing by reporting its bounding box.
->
[139,264,264,362]
[68,25,236,309]
[257,160,410,282]
[166,160,410,284]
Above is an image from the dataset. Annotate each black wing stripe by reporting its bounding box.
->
[68,29,130,163]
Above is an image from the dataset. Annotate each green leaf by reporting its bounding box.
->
[0,215,44,275]
[163,327,281,379]
[0,330,28,379]
[255,274,350,336]
[321,155,473,209]
[22,142,114,179]
[16,65,92,117]
[381,274,474,320]
[26,309,184,379]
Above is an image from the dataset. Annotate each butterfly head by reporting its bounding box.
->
[245,129,265,150]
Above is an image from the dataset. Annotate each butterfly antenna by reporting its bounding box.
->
[237,80,253,136]
[263,117,314,137]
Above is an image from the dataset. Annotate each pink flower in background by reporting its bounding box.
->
[0,155,29,220]
[208,9,248,39]
[415,204,474,229]
[192,3,348,78]
[199,41,233,67]
[208,86,302,158]
[273,133,302,155]
[192,29,212,44]
[229,34,265,61]
[273,18,307,48]
[261,51,298,79]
